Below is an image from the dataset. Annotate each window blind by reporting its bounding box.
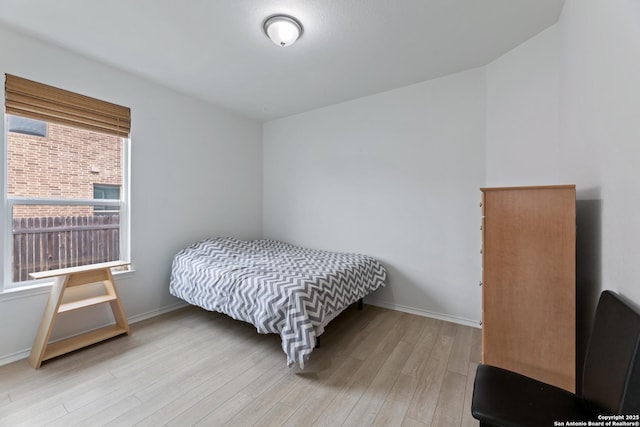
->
[5,74,130,138]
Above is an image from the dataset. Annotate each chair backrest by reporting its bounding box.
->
[582,290,640,414]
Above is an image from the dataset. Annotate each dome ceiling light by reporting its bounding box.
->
[263,15,303,47]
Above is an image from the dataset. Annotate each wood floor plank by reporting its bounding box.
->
[405,332,455,425]
[401,418,429,427]
[461,362,480,427]
[398,313,429,345]
[284,355,376,427]
[253,402,296,427]
[0,305,480,427]
[401,318,441,377]
[61,331,239,422]
[375,316,411,356]
[1,403,67,427]
[272,368,326,409]
[439,320,458,339]
[447,324,473,375]
[222,367,303,426]
[0,372,115,425]
[431,371,467,427]
[60,370,149,414]
[71,395,141,426]
[163,344,285,426]
[350,310,402,360]
[7,349,122,402]
[311,315,413,427]
[106,351,245,425]
[134,355,274,427]
[193,391,254,426]
[372,374,419,427]
[341,341,415,426]
[0,392,10,409]
[470,327,482,364]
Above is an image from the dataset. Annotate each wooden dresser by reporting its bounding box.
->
[480,185,576,392]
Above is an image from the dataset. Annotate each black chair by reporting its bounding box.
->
[471,290,640,427]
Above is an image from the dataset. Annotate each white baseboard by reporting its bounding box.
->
[366,299,481,328]
[0,349,31,367]
[0,301,189,367]
[126,301,188,324]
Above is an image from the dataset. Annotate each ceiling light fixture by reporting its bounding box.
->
[263,15,303,47]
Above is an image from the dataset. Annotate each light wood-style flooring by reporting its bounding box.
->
[0,304,481,427]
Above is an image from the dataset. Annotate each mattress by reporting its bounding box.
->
[169,237,387,368]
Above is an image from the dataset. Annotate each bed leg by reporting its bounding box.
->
[358,298,363,311]
[315,337,320,349]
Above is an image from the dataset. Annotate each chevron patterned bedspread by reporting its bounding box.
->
[169,237,387,368]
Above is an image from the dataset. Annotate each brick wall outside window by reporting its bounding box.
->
[8,122,122,217]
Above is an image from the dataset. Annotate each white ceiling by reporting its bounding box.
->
[0,0,565,121]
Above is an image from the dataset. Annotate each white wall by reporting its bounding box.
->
[486,25,562,186]
[559,0,640,309]
[0,24,263,364]
[487,0,640,309]
[485,0,640,376]
[263,69,486,325]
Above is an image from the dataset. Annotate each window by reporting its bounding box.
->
[7,116,47,137]
[94,184,121,213]
[3,74,131,289]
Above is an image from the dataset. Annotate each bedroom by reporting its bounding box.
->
[1,0,639,425]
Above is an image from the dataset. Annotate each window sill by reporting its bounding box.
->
[0,268,136,302]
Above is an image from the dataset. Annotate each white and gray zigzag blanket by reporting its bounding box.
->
[169,237,387,368]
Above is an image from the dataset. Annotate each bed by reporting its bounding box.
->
[169,237,387,368]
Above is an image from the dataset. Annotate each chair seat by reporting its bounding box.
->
[472,364,596,427]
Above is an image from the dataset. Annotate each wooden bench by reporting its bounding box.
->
[28,260,131,368]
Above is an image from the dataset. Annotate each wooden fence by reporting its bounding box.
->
[12,214,120,282]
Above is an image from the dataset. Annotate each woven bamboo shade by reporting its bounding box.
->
[5,74,130,138]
